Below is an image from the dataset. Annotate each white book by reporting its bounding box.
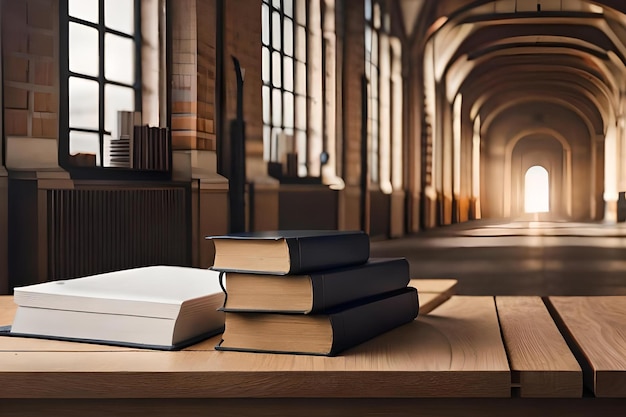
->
[8,266,225,349]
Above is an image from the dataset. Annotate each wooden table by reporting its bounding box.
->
[2,284,626,416]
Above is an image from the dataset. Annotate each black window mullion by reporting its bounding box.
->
[68,16,135,41]
[68,16,99,29]
[280,0,285,132]
[70,127,101,135]
[98,0,106,167]
[59,0,70,166]
[134,0,142,113]
[68,72,134,90]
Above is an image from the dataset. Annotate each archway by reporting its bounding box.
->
[524,166,549,213]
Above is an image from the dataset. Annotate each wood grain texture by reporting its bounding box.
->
[0,295,15,325]
[419,292,453,315]
[411,279,457,314]
[411,279,458,294]
[496,297,582,397]
[548,296,626,397]
[0,296,510,399]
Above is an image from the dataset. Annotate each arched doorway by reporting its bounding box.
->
[524,165,549,213]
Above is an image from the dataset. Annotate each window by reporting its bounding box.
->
[262,0,308,177]
[59,0,171,179]
[365,0,399,194]
[365,0,380,184]
[59,0,168,177]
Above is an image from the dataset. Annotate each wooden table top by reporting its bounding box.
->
[10,290,621,401]
[4,279,626,417]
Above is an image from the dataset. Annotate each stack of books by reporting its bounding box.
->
[104,111,170,171]
[208,230,419,356]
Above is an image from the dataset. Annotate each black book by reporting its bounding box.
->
[215,286,419,356]
[208,230,370,275]
[220,257,410,313]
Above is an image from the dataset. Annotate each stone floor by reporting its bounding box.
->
[369,218,626,296]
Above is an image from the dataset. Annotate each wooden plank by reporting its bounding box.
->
[548,296,626,397]
[0,296,511,399]
[411,279,457,314]
[411,279,458,294]
[496,297,582,397]
[419,291,453,315]
[0,296,15,325]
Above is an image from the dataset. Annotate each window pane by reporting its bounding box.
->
[295,0,306,25]
[272,88,282,126]
[262,4,270,45]
[371,70,379,98]
[284,18,293,56]
[272,51,282,87]
[70,131,100,161]
[272,0,281,8]
[105,84,135,139]
[372,32,379,64]
[272,12,281,50]
[295,130,307,176]
[284,0,293,17]
[263,125,272,160]
[284,92,294,129]
[262,86,270,124]
[69,77,99,129]
[262,47,270,82]
[283,56,293,91]
[69,0,98,22]
[295,61,306,94]
[105,0,134,35]
[69,23,99,77]
[105,34,135,84]
[373,3,381,28]
[295,95,306,130]
[296,26,306,61]
[365,0,372,20]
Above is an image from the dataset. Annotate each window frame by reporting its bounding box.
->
[365,0,381,185]
[58,0,171,180]
[262,0,309,177]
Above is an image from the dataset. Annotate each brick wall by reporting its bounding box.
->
[2,0,58,142]
[171,0,200,150]
[170,0,219,153]
[196,0,217,151]
[342,0,365,187]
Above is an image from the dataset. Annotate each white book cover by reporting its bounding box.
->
[7,266,226,349]
[13,265,224,318]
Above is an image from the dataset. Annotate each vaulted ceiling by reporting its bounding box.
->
[412,0,626,136]
[395,0,626,220]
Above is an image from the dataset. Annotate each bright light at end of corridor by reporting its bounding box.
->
[524,166,549,213]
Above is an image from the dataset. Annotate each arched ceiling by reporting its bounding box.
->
[414,0,626,140]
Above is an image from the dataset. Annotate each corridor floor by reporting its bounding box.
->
[369,219,626,296]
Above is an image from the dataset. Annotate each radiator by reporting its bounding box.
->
[46,186,189,281]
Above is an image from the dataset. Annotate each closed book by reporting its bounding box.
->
[4,266,225,350]
[221,257,410,313]
[208,230,370,275]
[215,286,419,356]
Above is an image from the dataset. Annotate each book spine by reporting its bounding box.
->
[287,232,370,274]
[328,287,419,356]
[309,259,410,313]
